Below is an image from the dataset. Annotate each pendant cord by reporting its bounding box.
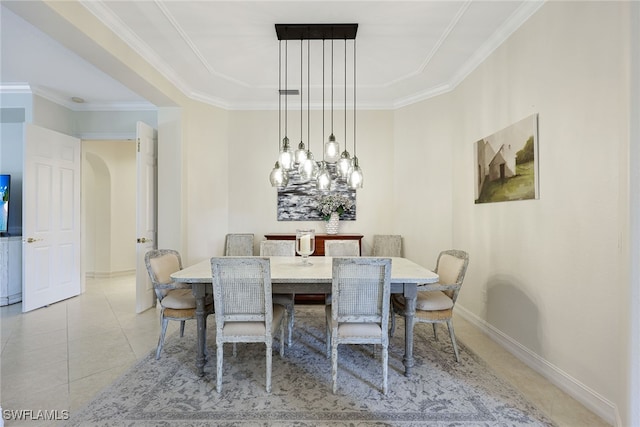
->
[322,39,325,160]
[331,39,334,134]
[344,38,347,151]
[278,40,281,149]
[307,38,310,151]
[285,39,288,138]
[353,39,357,156]
[300,38,303,144]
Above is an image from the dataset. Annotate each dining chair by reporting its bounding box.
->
[224,233,254,256]
[323,240,361,305]
[326,257,392,394]
[259,240,296,347]
[372,234,402,257]
[390,249,469,362]
[210,256,285,393]
[145,249,213,360]
[324,240,361,256]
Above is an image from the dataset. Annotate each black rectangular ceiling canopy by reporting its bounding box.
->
[275,24,358,40]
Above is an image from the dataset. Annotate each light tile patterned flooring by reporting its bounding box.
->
[1,275,609,426]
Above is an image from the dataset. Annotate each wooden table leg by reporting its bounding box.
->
[403,284,417,377]
[192,283,207,377]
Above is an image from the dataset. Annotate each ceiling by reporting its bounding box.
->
[1,1,543,111]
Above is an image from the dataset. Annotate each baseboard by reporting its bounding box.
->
[456,304,620,426]
[86,270,135,279]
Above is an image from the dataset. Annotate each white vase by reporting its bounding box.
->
[325,212,340,235]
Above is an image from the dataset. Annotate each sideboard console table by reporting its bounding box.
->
[264,233,363,256]
[264,233,363,303]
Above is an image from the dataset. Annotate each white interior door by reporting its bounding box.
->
[22,124,81,312]
[135,121,157,313]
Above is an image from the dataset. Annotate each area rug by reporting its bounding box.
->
[65,305,555,426]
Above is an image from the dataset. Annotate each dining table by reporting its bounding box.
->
[171,256,439,377]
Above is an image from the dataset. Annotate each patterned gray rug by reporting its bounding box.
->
[65,305,555,426]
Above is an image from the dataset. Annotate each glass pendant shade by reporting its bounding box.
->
[316,161,332,190]
[279,137,294,171]
[347,156,363,189]
[270,161,289,187]
[295,141,307,165]
[337,150,352,179]
[324,134,340,163]
[299,151,318,182]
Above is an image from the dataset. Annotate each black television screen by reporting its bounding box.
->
[0,174,10,234]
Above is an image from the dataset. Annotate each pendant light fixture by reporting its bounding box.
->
[324,39,340,164]
[294,39,308,167]
[337,38,352,179]
[270,39,289,187]
[316,39,332,190]
[272,24,360,190]
[299,38,318,182]
[278,39,294,172]
[347,38,363,189]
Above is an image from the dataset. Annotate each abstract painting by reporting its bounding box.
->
[277,164,356,221]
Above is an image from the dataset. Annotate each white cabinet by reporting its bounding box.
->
[0,236,22,306]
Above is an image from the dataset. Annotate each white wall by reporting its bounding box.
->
[82,139,136,276]
[74,110,157,139]
[226,109,395,256]
[32,95,74,135]
[393,94,456,268]
[395,2,630,424]
[181,101,230,263]
[157,107,183,252]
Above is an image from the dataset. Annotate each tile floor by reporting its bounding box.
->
[0,275,609,426]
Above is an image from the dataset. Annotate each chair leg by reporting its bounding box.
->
[446,319,460,362]
[432,323,438,340]
[280,318,285,357]
[180,320,186,337]
[156,317,169,360]
[287,302,294,347]
[382,343,388,395]
[389,309,396,337]
[266,343,273,393]
[325,320,331,359]
[216,343,224,393]
[233,343,237,357]
[331,342,339,394]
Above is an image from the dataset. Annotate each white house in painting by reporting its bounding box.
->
[476,140,516,198]
[488,144,516,182]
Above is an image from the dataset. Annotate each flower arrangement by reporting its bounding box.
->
[316,193,353,220]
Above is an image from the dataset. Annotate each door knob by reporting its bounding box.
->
[25,237,41,243]
[137,237,152,243]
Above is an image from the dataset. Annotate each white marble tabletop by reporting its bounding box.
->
[171,256,438,285]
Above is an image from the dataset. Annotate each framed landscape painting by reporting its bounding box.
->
[474,114,539,204]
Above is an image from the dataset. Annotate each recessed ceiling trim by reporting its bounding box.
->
[377,1,471,89]
[417,1,471,75]
[155,1,251,88]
